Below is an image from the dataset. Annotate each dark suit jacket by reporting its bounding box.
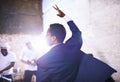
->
[75,51,117,82]
[36,20,83,82]
[36,20,116,82]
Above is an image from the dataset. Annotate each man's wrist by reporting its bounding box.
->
[63,15,72,22]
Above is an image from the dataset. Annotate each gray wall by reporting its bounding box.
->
[0,0,42,34]
[89,0,120,81]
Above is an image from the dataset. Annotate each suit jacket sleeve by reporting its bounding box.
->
[65,21,83,49]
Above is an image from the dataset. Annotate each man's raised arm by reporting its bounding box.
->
[53,5,83,48]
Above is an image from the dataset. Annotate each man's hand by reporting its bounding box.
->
[27,60,36,66]
[53,5,65,17]
[26,60,32,64]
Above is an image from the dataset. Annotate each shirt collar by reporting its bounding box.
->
[51,43,62,49]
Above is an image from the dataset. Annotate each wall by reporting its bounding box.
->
[89,0,120,81]
[0,0,42,34]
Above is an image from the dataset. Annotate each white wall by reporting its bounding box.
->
[89,0,120,81]
[42,0,120,81]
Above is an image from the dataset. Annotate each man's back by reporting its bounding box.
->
[37,43,80,82]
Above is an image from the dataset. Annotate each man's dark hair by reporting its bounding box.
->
[49,23,66,43]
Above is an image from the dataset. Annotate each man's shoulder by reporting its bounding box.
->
[8,51,16,55]
[7,51,16,59]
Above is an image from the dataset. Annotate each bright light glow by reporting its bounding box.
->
[27,34,51,57]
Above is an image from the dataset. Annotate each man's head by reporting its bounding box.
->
[46,23,66,46]
[25,41,33,50]
[0,43,9,56]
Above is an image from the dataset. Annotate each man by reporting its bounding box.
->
[36,5,83,82]
[20,41,38,82]
[36,5,116,82]
[0,43,16,82]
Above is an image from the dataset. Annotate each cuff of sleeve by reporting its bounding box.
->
[63,16,72,22]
